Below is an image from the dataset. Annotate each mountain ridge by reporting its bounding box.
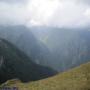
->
[0,25,90,72]
[0,38,57,84]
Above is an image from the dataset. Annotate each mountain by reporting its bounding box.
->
[0,25,90,72]
[1,62,90,90]
[31,27,90,71]
[0,38,57,84]
[0,25,53,68]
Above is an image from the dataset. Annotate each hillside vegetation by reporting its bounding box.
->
[0,38,56,84]
[1,62,90,90]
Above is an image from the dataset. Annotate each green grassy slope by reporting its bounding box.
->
[1,62,90,90]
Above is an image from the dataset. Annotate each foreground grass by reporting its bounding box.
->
[1,62,90,90]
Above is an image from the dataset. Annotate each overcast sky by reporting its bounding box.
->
[0,0,90,27]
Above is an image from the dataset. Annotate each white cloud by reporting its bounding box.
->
[0,0,28,4]
[0,0,90,27]
[0,2,28,25]
[84,9,90,18]
[48,1,90,27]
[26,0,59,26]
[26,0,90,27]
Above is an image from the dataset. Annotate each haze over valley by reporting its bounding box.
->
[0,0,90,89]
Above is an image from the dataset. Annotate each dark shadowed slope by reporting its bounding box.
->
[0,26,54,69]
[0,38,57,84]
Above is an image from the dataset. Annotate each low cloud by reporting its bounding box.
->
[0,0,28,4]
[0,0,90,27]
[78,0,90,5]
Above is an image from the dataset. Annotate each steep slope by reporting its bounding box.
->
[31,27,90,71]
[0,25,53,69]
[0,38,57,84]
[1,62,90,90]
[0,25,90,72]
